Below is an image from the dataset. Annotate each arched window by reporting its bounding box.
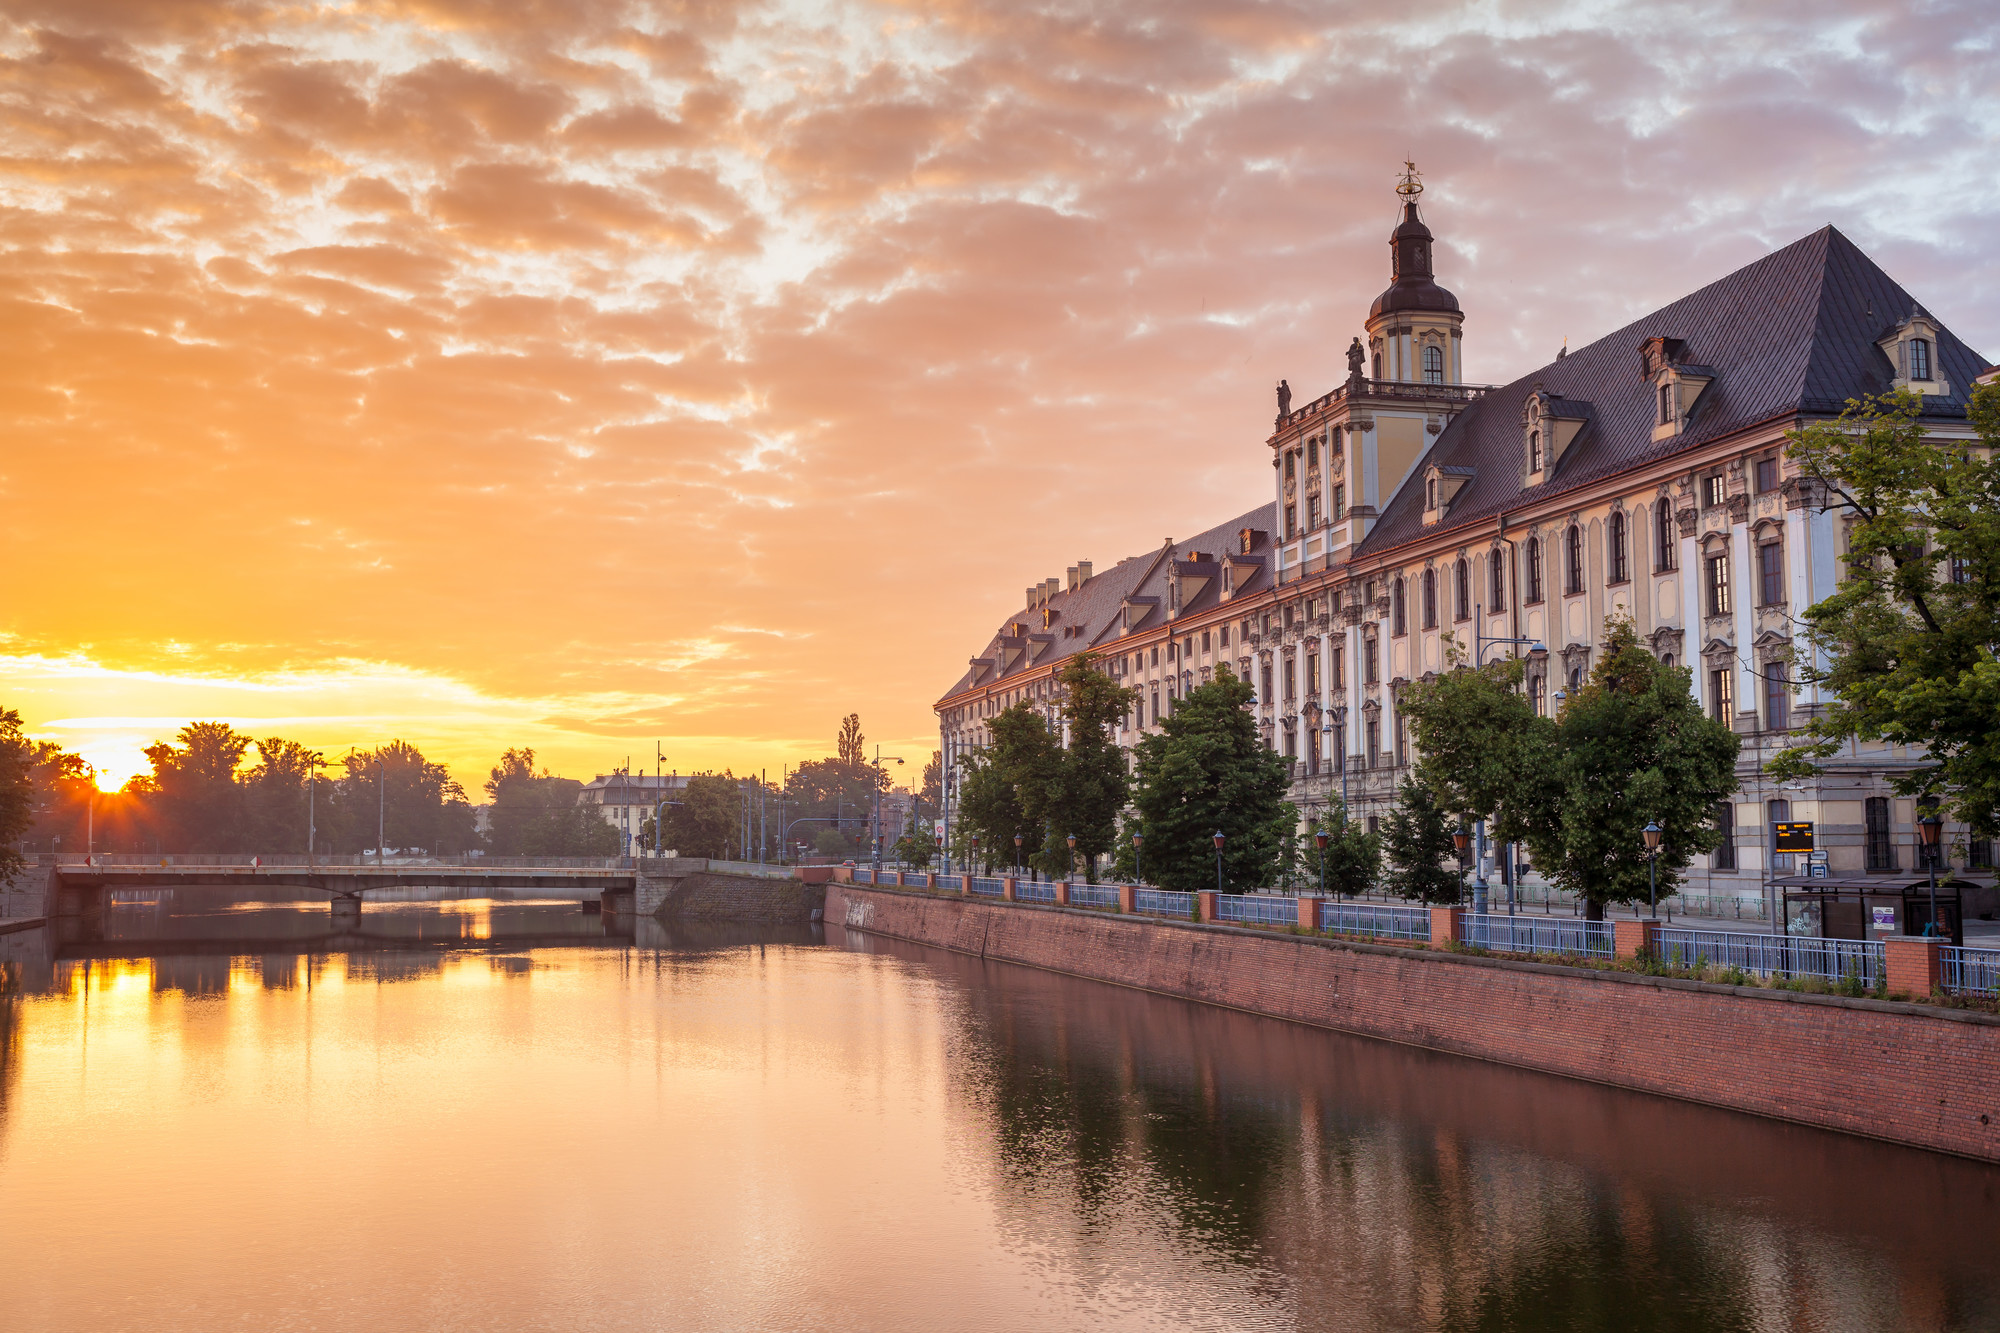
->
[1529,429,1543,472]
[1373,350,1383,379]
[1426,477,1437,509]
[1489,549,1507,611]
[1454,558,1470,621]
[1526,536,1544,603]
[1393,578,1407,635]
[1608,511,1629,583]
[1423,569,1437,629]
[1661,653,1675,670]
[1423,345,1444,384]
[1566,525,1584,595]
[1909,338,1932,381]
[1658,381,1675,426]
[1655,497,1675,571]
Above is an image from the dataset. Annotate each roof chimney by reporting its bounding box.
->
[1026,586,1038,611]
[1076,559,1092,584]
[1066,565,1079,592]
[1044,577,1061,601]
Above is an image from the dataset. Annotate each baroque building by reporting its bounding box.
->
[935,172,1991,914]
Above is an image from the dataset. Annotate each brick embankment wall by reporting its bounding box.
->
[0,865,52,926]
[827,883,2000,1163]
[631,862,824,924]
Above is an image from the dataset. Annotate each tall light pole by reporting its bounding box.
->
[1013,832,1023,876]
[375,751,385,863]
[1315,826,1329,899]
[871,745,905,875]
[1213,830,1225,895]
[1066,832,1077,884]
[1643,819,1663,919]
[1452,825,1471,908]
[1917,812,1943,938]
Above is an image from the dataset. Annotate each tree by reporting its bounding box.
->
[837,714,866,768]
[482,748,617,857]
[1378,778,1464,904]
[140,721,252,850]
[1771,383,2000,832]
[1301,805,1380,899]
[893,806,934,870]
[988,703,1063,873]
[1040,654,1136,880]
[920,749,942,811]
[1403,617,1740,918]
[0,709,33,875]
[952,744,1027,872]
[331,740,479,854]
[241,738,321,853]
[661,773,741,859]
[1125,666,1294,891]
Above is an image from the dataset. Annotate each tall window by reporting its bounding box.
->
[1526,536,1544,603]
[1365,717,1380,767]
[1426,477,1438,510]
[1764,663,1789,730]
[1333,484,1346,520]
[1364,638,1379,684]
[1306,436,1318,467]
[1713,803,1736,871]
[1395,719,1408,767]
[1710,667,1734,724]
[1655,498,1675,571]
[1285,504,1296,539]
[1531,670,1547,716]
[1608,511,1629,583]
[1758,541,1784,605]
[1422,570,1437,628]
[1755,457,1779,493]
[1307,494,1321,528]
[1909,338,1932,381]
[1393,578,1407,635]
[1703,475,1726,509]
[1260,664,1272,699]
[1333,723,1346,774]
[1565,526,1584,595]
[1864,796,1895,870]
[1529,429,1543,472]
[1423,345,1444,383]
[1706,554,1732,615]
[1454,558,1470,621]
[1332,645,1344,687]
[1285,452,1296,480]
[1489,549,1506,611]
[1283,660,1295,701]
[1658,381,1674,426]
[1306,653,1319,696]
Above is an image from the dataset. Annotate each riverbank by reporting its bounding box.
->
[827,881,2000,1163]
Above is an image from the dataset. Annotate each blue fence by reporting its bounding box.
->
[1016,880,1058,904]
[1132,888,1195,918]
[1942,946,2000,997]
[1463,913,1613,959]
[968,876,1004,898]
[1070,883,1120,909]
[1322,901,1431,943]
[935,874,961,891]
[1655,927,1884,987]
[1216,894,1297,927]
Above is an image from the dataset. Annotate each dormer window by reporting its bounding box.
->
[1910,338,1931,382]
[1878,307,1949,395]
[1529,429,1542,472]
[1426,477,1437,509]
[1658,382,1674,426]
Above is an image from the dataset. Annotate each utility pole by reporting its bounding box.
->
[376,751,385,863]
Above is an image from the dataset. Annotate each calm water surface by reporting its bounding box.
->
[0,896,1996,1332]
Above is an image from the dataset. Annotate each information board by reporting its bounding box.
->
[1774,821,1815,852]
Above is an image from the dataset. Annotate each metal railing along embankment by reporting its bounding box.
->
[1654,928,1884,987]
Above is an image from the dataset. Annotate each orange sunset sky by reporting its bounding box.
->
[4,0,1997,794]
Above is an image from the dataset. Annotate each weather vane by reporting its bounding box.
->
[1396,160,1423,201]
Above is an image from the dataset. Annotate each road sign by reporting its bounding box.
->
[1774,821,1814,852]
[1807,862,1830,879]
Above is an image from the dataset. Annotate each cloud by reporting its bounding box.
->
[1,0,1995,783]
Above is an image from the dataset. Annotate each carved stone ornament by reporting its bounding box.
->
[1725,493,1751,524]
[1647,626,1685,659]
[1700,637,1736,666]
[1779,475,1825,511]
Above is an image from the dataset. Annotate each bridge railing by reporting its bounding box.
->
[40,853,637,870]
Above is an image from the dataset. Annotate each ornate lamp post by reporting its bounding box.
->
[1917,812,1944,937]
[1013,832,1023,876]
[1132,831,1144,885]
[1643,819,1663,919]
[1213,830,1226,895]
[1315,827,1330,899]
[970,832,981,874]
[1066,832,1078,883]
[1452,825,1471,907]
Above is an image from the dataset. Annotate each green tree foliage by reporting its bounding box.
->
[240,738,323,853]
[1772,384,2000,832]
[1125,666,1294,891]
[140,722,253,850]
[661,773,741,859]
[814,828,851,859]
[920,750,942,811]
[1402,618,1739,918]
[1300,805,1380,898]
[785,716,888,857]
[1041,655,1136,880]
[482,748,616,857]
[332,740,481,854]
[1378,779,1463,904]
[836,713,866,768]
[893,805,934,870]
[0,709,33,874]
[951,724,1039,871]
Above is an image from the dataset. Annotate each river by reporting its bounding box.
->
[1,897,1995,1332]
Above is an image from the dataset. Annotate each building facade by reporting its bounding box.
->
[935,175,1992,912]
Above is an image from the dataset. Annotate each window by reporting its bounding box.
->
[1706,554,1732,615]
[1365,638,1379,684]
[1393,578,1407,635]
[1333,484,1346,521]
[1710,667,1733,723]
[1951,556,1971,584]
[1422,569,1437,628]
[1307,437,1318,467]
[1529,430,1543,472]
[1373,351,1382,379]
[1395,719,1408,767]
[1909,337,1931,381]
[1423,345,1444,383]
[1713,803,1736,871]
[1332,723,1346,773]
[1489,550,1506,611]
[1758,541,1783,605]
[1307,494,1321,528]
[1285,452,1296,480]
[1755,457,1779,493]
[1285,505,1297,539]
[1366,816,1379,836]
[1306,653,1319,695]
[1260,664,1272,698]
[1658,381,1674,426]
[1526,536,1544,603]
[1332,644,1344,688]
[1201,630,1211,653]
[1454,559,1470,621]
[1864,797,1895,871]
[1703,474,1726,509]
[1426,477,1437,510]
[1283,723,1295,760]
[1365,717,1380,766]
[1531,670,1547,716]
[1764,664,1789,730]
[1970,837,1992,869]
[1219,626,1229,648]
[1608,511,1629,583]
[1149,647,1159,667]
[1565,526,1584,595]
[1655,498,1676,571]
[1283,659,1296,701]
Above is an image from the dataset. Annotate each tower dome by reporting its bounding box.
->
[1368,200,1460,319]
[1362,163,1465,385]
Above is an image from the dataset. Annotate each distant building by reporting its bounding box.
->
[578,773,690,854]
[937,170,1992,914]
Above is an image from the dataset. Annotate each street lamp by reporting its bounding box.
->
[1322,703,1349,821]
[1452,825,1471,906]
[871,746,905,876]
[1013,831,1023,875]
[1643,819,1663,919]
[970,832,981,873]
[1917,812,1944,938]
[1066,832,1077,883]
[1315,826,1330,899]
[1132,831,1144,885]
[1213,830,1226,894]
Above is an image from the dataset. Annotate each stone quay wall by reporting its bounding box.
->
[826,881,2000,1163]
[630,859,824,924]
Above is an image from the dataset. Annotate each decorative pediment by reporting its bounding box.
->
[1642,336,1716,442]
[1421,464,1474,526]
[1647,626,1685,661]
[1877,305,1950,396]
[1699,637,1736,666]
[1119,597,1159,635]
[1521,385,1590,486]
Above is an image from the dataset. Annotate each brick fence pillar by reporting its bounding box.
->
[1054,881,1071,907]
[1430,906,1463,945]
[1198,890,1219,923]
[1118,884,1137,914]
[1614,918,1663,960]
[925,872,938,891]
[1885,936,1943,997]
[1298,896,1324,931]
[1002,876,1018,902]
[960,874,973,897]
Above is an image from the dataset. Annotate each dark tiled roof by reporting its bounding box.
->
[1357,226,1991,557]
[938,503,1276,701]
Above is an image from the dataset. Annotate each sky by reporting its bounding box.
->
[3,0,1997,794]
